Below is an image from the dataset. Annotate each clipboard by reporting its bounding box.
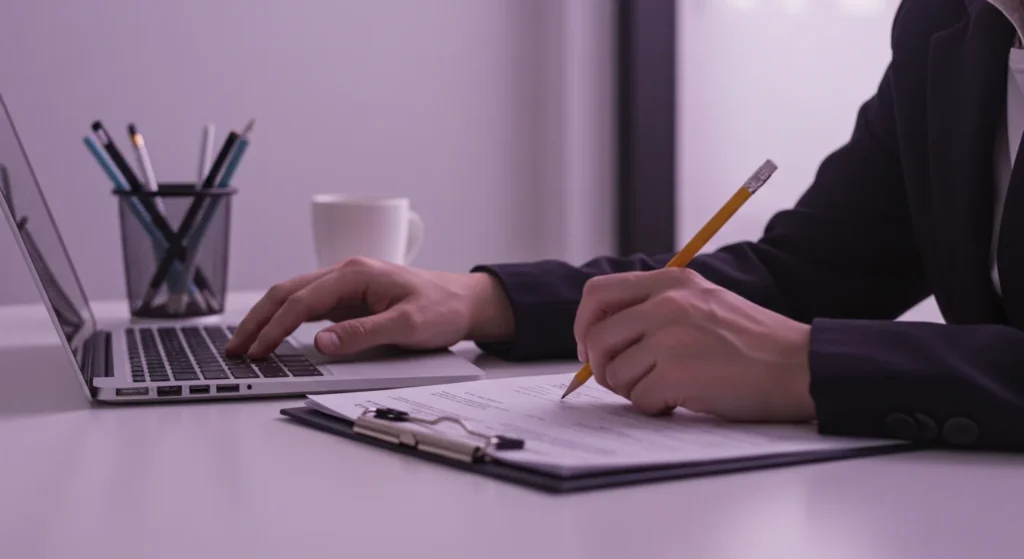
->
[280,404,915,494]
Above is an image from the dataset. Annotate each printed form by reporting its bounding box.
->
[306,373,900,477]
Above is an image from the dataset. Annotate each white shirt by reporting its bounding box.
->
[988,0,1024,297]
[992,42,1024,295]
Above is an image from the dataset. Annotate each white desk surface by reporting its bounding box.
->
[1,292,1022,559]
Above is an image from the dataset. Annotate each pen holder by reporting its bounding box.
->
[114,183,235,319]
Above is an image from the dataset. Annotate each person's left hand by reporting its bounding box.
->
[574,267,816,423]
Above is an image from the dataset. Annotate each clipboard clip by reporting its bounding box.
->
[353,407,525,463]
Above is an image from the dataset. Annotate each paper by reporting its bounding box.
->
[307,373,900,476]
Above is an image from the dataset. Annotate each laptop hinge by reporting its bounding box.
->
[83,330,112,391]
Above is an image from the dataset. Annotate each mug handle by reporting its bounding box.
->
[405,210,424,264]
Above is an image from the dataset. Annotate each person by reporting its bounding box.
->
[227,0,1024,451]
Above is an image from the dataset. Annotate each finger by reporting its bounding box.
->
[225,269,332,356]
[314,307,413,356]
[584,297,672,389]
[247,266,377,358]
[603,334,658,399]
[628,368,677,416]
[575,269,689,361]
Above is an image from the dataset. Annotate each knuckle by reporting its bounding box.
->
[340,319,370,340]
[284,291,315,315]
[395,306,423,329]
[266,282,291,305]
[655,290,690,311]
[606,368,628,395]
[581,277,604,299]
[666,267,699,283]
[340,256,378,270]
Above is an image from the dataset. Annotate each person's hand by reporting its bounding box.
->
[224,257,515,359]
[574,267,815,423]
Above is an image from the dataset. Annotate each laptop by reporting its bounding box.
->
[0,95,484,402]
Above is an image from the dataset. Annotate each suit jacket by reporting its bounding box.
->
[473,0,1024,451]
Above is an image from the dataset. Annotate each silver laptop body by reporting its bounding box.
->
[0,94,482,403]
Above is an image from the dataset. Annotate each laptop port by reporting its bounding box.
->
[189,385,210,395]
[216,384,239,393]
[156,386,182,397]
[116,387,149,397]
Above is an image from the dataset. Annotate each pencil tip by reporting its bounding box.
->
[560,377,582,399]
[241,118,255,136]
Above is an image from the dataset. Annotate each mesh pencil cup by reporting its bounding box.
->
[113,183,235,319]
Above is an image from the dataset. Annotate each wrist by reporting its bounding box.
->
[783,322,816,421]
[462,272,515,343]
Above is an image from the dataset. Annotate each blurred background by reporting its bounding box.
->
[0,0,938,320]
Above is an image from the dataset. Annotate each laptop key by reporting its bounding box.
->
[289,368,323,377]
[253,360,290,377]
[229,369,259,379]
[200,369,230,380]
[172,372,200,381]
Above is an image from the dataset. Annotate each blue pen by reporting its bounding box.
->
[169,135,250,312]
[83,137,202,305]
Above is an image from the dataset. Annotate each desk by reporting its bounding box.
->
[1,292,1022,559]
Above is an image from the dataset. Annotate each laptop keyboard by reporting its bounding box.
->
[125,325,322,383]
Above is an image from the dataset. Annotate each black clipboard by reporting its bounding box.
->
[280,405,915,494]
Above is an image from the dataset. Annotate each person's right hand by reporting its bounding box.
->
[224,257,515,360]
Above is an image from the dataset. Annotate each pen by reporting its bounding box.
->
[128,124,159,190]
[142,119,252,310]
[92,120,214,309]
[92,121,144,191]
[560,158,779,399]
[94,120,210,304]
[82,136,205,305]
[0,164,12,216]
[129,123,166,216]
[197,123,215,188]
[170,122,254,312]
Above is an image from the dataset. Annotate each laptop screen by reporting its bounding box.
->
[0,96,96,374]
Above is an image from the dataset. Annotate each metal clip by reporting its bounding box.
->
[352,407,525,463]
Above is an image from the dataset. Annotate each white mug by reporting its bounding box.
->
[311,195,424,269]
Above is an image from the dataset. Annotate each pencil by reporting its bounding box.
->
[560,158,779,399]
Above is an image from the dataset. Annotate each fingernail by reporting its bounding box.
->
[576,345,585,363]
[316,331,341,354]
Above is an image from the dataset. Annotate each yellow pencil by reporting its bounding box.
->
[560,159,779,399]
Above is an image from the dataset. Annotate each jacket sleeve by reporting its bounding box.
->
[475,3,1024,451]
[470,253,673,361]
[473,56,930,361]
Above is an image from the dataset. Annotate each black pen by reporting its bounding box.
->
[92,120,215,305]
[91,121,144,191]
[201,130,240,189]
[140,128,242,309]
[0,164,12,217]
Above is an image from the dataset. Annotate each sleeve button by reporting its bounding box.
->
[941,417,979,446]
[883,413,918,440]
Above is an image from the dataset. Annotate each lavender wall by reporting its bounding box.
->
[0,0,615,306]
[677,0,943,322]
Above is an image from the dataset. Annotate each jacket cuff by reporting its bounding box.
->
[808,317,944,441]
[468,263,580,361]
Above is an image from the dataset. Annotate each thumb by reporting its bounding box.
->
[314,308,406,356]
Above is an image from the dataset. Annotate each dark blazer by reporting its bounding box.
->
[474,0,1024,451]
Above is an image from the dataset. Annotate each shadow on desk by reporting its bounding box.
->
[0,345,89,418]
